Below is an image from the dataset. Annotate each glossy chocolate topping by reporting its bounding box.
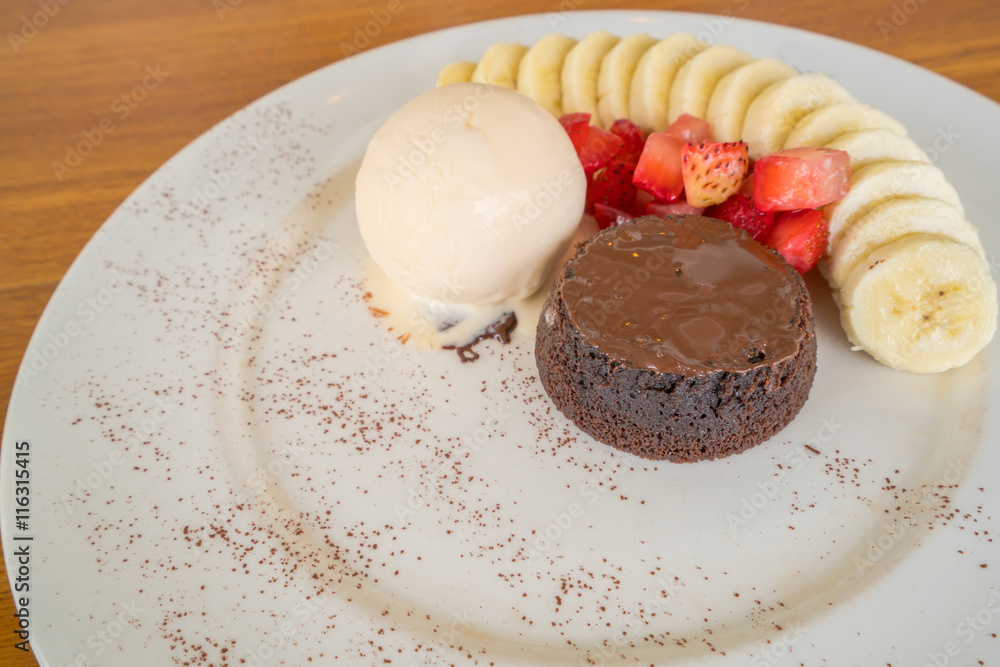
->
[560,215,805,376]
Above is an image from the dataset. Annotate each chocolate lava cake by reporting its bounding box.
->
[534,215,817,462]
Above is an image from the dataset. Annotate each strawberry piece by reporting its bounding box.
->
[646,201,705,217]
[571,125,625,175]
[589,160,638,212]
[739,171,755,198]
[558,112,624,175]
[705,192,776,242]
[761,208,829,274]
[630,189,657,217]
[559,113,591,152]
[608,119,646,164]
[593,203,634,230]
[753,146,850,212]
[633,132,685,202]
[681,141,750,207]
[559,112,591,133]
[665,113,712,144]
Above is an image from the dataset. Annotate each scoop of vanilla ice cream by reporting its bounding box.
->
[356,82,587,306]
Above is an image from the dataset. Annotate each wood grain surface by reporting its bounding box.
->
[1,0,998,663]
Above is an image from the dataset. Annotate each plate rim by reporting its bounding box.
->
[3,9,999,666]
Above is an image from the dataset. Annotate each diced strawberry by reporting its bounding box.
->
[664,114,712,144]
[559,113,591,156]
[681,141,749,207]
[630,189,657,217]
[593,203,634,230]
[761,208,829,274]
[739,171,755,198]
[705,193,776,242]
[753,146,850,212]
[589,160,638,212]
[608,119,646,164]
[559,112,591,133]
[558,112,625,176]
[646,201,705,217]
[569,124,625,175]
[633,132,685,202]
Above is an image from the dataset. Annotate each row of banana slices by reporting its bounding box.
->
[436,31,997,373]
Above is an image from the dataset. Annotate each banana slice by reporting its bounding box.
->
[667,44,753,125]
[628,33,707,132]
[471,42,529,89]
[784,102,907,149]
[561,30,621,121]
[825,128,931,170]
[824,197,984,288]
[516,33,579,117]
[823,160,964,246]
[596,33,658,127]
[436,61,477,87]
[741,73,855,160]
[706,57,798,142]
[838,234,998,373]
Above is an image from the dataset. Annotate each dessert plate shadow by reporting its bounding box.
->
[3,10,999,666]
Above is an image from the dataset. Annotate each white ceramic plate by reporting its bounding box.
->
[3,11,999,666]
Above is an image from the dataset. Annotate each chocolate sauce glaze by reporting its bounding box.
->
[560,215,807,376]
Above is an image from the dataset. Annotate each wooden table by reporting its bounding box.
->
[1,0,998,663]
